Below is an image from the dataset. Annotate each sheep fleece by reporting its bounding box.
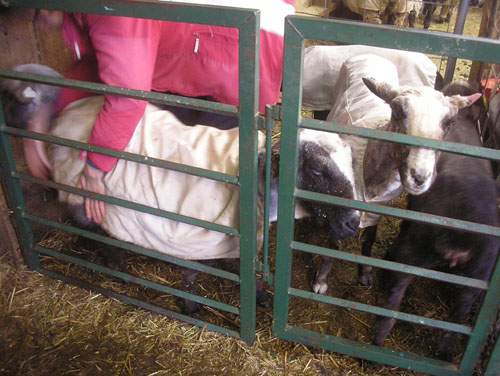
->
[50,96,262,260]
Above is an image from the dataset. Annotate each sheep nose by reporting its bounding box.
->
[413,175,425,186]
[411,169,426,187]
[342,213,360,235]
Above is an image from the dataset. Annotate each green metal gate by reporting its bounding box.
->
[0,0,265,346]
[2,1,500,373]
[273,16,500,375]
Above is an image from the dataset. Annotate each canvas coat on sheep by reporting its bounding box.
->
[50,96,264,260]
[302,45,437,112]
[326,54,403,228]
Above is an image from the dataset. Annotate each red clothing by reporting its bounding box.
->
[56,1,295,171]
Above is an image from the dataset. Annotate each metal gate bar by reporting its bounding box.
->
[24,212,239,282]
[0,0,262,345]
[485,329,500,375]
[274,15,500,375]
[39,268,241,339]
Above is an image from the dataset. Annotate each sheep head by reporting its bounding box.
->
[1,64,62,130]
[297,129,360,240]
[1,64,63,179]
[362,77,481,196]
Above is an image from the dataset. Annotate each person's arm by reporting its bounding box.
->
[53,56,100,115]
[79,15,161,223]
[85,14,161,171]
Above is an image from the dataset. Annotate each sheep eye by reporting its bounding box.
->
[391,97,408,120]
[311,169,323,176]
[441,116,454,131]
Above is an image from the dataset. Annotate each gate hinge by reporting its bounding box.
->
[257,104,282,132]
[254,260,274,286]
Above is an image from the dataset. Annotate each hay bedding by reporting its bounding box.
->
[1,7,495,376]
[1,191,476,376]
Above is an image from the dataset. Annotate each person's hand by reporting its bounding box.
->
[79,162,106,224]
[23,138,52,179]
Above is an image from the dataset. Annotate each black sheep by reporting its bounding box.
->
[373,81,500,361]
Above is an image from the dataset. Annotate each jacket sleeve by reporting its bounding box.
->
[85,15,161,172]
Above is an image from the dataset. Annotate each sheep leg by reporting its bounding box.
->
[423,3,437,29]
[362,10,383,24]
[313,256,334,294]
[408,9,417,28]
[178,262,213,315]
[388,12,406,27]
[256,279,271,308]
[358,225,377,286]
[313,237,340,294]
[373,271,414,346]
[437,244,497,360]
[436,285,481,361]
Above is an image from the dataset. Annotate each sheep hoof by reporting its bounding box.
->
[313,282,328,295]
[177,298,203,316]
[256,287,272,308]
[359,272,373,286]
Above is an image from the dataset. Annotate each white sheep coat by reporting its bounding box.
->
[50,96,262,260]
[326,54,403,228]
[343,0,412,14]
[302,45,437,111]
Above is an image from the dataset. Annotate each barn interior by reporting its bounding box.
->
[1,1,499,375]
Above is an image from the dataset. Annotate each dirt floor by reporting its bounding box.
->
[1,5,497,376]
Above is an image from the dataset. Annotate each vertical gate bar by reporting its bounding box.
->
[484,327,500,376]
[261,105,275,284]
[459,257,500,374]
[272,17,304,335]
[0,123,39,270]
[443,0,471,84]
[237,11,260,346]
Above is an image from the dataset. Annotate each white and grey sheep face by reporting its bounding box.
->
[0,64,62,129]
[296,129,360,240]
[363,78,481,196]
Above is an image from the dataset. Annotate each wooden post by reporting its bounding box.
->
[0,175,23,266]
[469,0,500,83]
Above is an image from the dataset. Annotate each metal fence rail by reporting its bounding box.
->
[0,0,264,346]
[273,16,500,375]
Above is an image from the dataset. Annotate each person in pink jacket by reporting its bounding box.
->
[29,1,295,224]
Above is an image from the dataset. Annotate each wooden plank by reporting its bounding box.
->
[0,7,72,266]
[0,173,23,266]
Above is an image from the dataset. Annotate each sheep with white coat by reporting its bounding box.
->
[1,64,361,311]
[302,45,439,121]
[311,54,482,294]
[341,0,422,26]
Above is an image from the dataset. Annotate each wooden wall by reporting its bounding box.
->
[0,7,72,265]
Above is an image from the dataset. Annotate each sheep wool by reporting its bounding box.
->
[50,96,263,260]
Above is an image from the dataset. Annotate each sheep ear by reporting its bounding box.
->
[362,77,398,103]
[449,93,482,109]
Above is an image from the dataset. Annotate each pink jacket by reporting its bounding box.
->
[56,1,295,171]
